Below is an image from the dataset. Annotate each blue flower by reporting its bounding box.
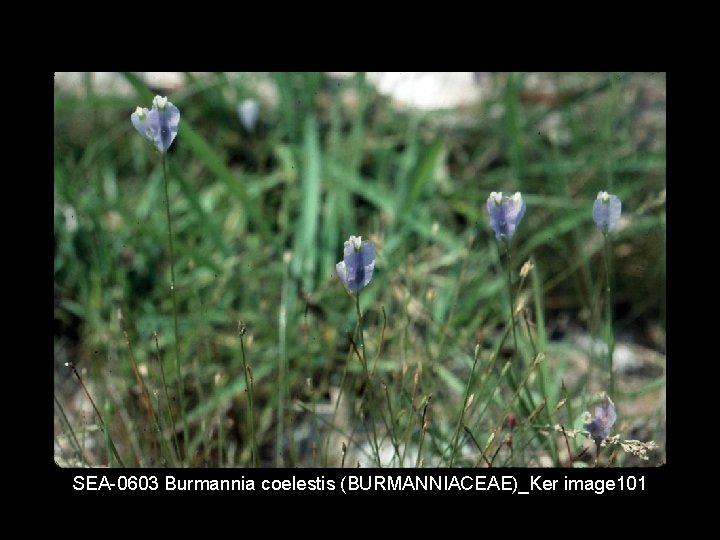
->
[486,191,526,241]
[335,236,375,293]
[592,191,622,234]
[131,95,180,153]
[238,99,259,132]
[584,393,617,440]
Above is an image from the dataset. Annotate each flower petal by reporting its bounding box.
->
[607,196,621,230]
[146,102,180,152]
[336,261,348,286]
[583,394,617,439]
[358,241,376,289]
[131,108,153,141]
[343,239,358,278]
[592,193,622,233]
[504,195,526,227]
[487,192,526,240]
[487,197,503,240]
[336,236,376,293]
[345,249,364,292]
[238,99,259,132]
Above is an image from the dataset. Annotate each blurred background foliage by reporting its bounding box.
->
[54,72,665,468]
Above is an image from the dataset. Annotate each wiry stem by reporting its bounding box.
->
[162,154,187,462]
[594,438,602,467]
[154,331,182,467]
[603,234,615,398]
[448,344,480,467]
[505,241,518,354]
[503,240,533,417]
[239,322,258,468]
[356,290,381,466]
[415,394,432,468]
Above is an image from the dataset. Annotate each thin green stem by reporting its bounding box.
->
[505,241,518,354]
[322,345,350,467]
[399,366,421,466]
[216,400,225,467]
[381,383,402,465]
[603,234,615,398]
[154,332,182,467]
[448,344,481,467]
[311,380,318,468]
[502,240,534,418]
[277,256,289,467]
[355,291,366,366]
[415,395,432,468]
[356,291,382,466]
[594,438,602,467]
[522,310,538,357]
[162,154,188,463]
[239,323,258,468]
[463,426,491,467]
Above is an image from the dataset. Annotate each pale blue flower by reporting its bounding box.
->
[336,236,375,293]
[584,393,617,440]
[486,191,526,241]
[131,95,180,153]
[238,99,259,132]
[592,191,622,234]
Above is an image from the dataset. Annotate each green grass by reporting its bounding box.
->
[54,72,666,468]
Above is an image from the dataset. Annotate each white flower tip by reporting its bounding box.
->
[511,192,522,203]
[598,191,610,202]
[134,106,146,119]
[240,98,258,110]
[238,99,259,130]
[153,95,168,110]
[350,235,362,251]
[490,192,503,205]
